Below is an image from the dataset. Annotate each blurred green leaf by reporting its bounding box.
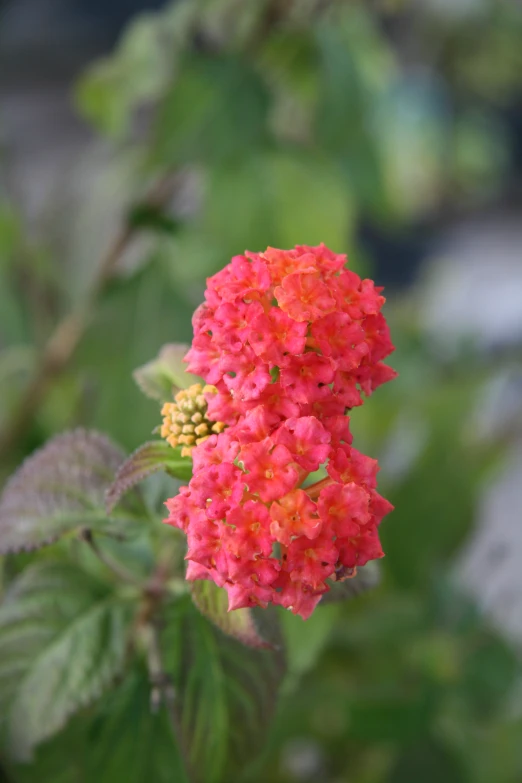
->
[0,203,28,348]
[6,669,188,783]
[0,202,22,262]
[314,8,392,214]
[85,669,188,783]
[164,598,285,783]
[152,53,270,167]
[381,379,497,589]
[190,579,272,649]
[106,440,192,514]
[461,633,519,715]
[0,430,139,554]
[281,602,341,681]
[258,29,318,143]
[133,342,199,402]
[196,150,353,275]
[388,740,468,783]
[0,562,132,761]
[75,256,194,450]
[75,4,196,139]
[348,689,436,743]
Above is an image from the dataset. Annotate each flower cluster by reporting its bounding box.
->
[165,244,396,619]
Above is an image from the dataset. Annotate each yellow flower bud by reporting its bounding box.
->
[160,383,226,456]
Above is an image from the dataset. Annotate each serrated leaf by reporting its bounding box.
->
[0,429,138,554]
[106,441,192,514]
[4,668,188,783]
[321,561,381,604]
[164,597,285,783]
[0,562,132,761]
[85,669,188,783]
[133,343,200,402]
[190,579,272,650]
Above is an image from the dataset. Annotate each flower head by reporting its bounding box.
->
[164,244,396,619]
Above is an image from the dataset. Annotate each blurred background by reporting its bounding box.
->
[1,0,522,781]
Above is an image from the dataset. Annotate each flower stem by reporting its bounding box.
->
[145,617,194,782]
[304,476,333,500]
[142,556,196,783]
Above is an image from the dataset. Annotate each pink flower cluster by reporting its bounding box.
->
[165,245,396,619]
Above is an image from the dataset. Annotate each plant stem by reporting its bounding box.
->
[143,556,196,783]
[304,476,333,500]
[0,174,177,461]
[145,617,195,782]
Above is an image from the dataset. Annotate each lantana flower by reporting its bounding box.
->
[165,244,396,619]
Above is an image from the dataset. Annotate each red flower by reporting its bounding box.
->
[275,272,336,323]
[274,416,331,472]
[165,244,396,619]
[279,353,335,404]
[240,438,299,502]
[318,482,371,536]
[269,489,322,546]
[285,532,338,588]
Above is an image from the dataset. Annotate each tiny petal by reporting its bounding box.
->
[270,489,322,546]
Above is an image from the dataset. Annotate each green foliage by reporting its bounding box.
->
[153,53,270,167]
[133,342,199,402]
[0,430,140,554]
[190,579,273,650]
[164,598,285,783]
[75,3,197,139]
[0,562,132,761]
[5,671,188,783]
[106,440,192,513]
[381,376,498,590]
[388,741,468,783]
[73,258,194,450]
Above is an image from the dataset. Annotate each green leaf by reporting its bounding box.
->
[0,562,132,761]
[164,598,285,783]
[348,688,436,743]
[133,343,199,402]
[314,9,393,214]
[388,740,468,783]
[0,429,137,554]
[75,257,194,451]
[106,441,192,514]
[5,669,188,783]
[74,4,196,139]
[0,201,22,262]
[190,579,273,650]
[202,150,354,265]
[381,377,495,589]
[281,603,341,681]
[321,561,380,604]
[152,53,269,167]
[266,150,354,250]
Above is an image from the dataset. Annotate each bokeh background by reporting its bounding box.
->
[2,0,522,781]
